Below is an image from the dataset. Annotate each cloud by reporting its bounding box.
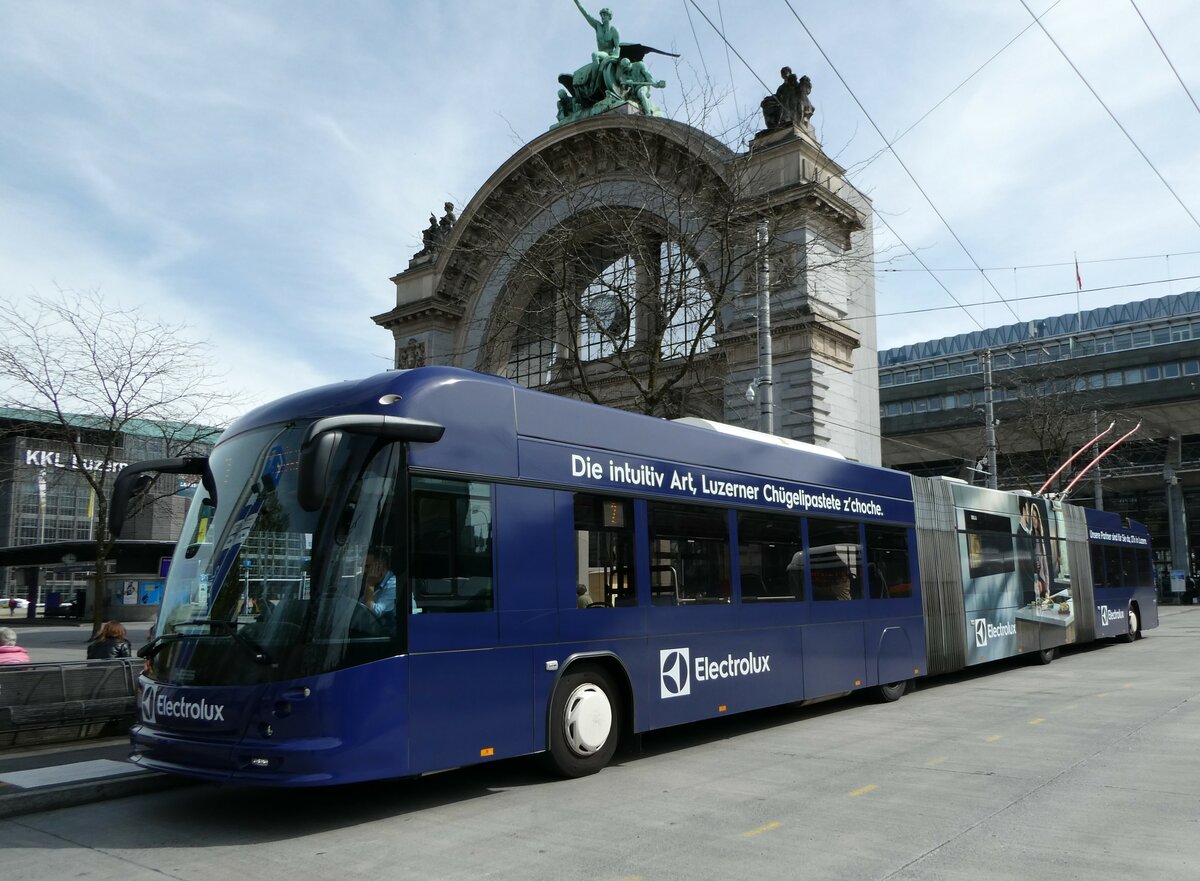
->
[1,0,1197,420]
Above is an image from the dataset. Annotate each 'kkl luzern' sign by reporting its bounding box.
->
[24,449,127,473]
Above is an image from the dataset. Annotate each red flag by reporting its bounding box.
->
[1074,254,1082,291]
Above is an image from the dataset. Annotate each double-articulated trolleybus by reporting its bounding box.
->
[117,367,1157,785]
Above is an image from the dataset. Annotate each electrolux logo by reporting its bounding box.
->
[141,687,226,723]
[1098,605,1126,626]
[972,617,1016,648]
[694,651,771,682]
[973,618,988,648]
[140,684,157,723]
[660,647,772,698]
[660,648,691,698]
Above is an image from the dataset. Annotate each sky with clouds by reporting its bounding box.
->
[3,0,1198,422]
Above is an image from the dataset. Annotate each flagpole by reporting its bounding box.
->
[1073,251,1082,350]
[1080,249,1089,352]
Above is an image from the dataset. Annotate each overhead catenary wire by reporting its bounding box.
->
[682,0,772,94]
[1129,0,1200,120]
[715,0,742,123]
[679,3,1195,342]
[1018,0,1200,233]
[863,0,1066,163]
[781,0,1023,325]
[684,0,991,333]
[874,272,1200,318]
[878,248,1200,273]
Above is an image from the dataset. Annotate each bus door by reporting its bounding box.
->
[862,524,922,687]
[802,517,868,698]
[406,477,534,773]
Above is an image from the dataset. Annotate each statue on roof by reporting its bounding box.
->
[553,1,678,128]
[760,66,815,134]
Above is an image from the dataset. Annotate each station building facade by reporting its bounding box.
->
[879,291,1200,586]
[0,408,217,615]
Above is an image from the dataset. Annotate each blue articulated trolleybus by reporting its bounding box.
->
[115,367,1157,786]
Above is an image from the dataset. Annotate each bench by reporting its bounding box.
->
[0,660,139,749]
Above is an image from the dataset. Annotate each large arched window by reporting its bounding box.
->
[659,241,715,358]
[504,240,717,388]
[506,285,557,388]
[579,256,637,361]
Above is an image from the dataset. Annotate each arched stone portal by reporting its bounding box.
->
[373,114,881,463]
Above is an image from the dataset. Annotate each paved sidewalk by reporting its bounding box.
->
[0,736,191,818]
[0,623,186,818]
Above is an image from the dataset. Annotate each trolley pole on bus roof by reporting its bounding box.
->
[756,220,776,436]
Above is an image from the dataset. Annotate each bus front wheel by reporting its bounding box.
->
[548,666,620,777]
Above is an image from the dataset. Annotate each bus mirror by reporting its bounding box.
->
[298,430,343,512]
[298,414,445,511]
[110,456,209,538]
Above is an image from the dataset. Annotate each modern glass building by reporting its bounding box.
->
[0,408,217,616]
[879,291,1200,588]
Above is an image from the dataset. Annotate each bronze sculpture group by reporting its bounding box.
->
[553,2,815,136]
[554,1,674,126]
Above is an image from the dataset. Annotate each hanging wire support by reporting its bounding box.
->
[1037,421,1114,495]
[1058,422,1141,500]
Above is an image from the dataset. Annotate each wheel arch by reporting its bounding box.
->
[548,651,637,744]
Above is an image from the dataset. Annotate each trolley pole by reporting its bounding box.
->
[983,350,998,489]
[756,221,776,436]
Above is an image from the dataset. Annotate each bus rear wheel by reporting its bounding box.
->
[1119,607,1139,643]
[1035,646,1057,665]
[548,666,620,778]
[876,680,909,702]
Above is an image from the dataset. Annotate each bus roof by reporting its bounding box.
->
[671,417,845,460]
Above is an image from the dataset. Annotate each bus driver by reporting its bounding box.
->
[362,552,396,618]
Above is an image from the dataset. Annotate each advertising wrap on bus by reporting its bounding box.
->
[120,367,1155,787]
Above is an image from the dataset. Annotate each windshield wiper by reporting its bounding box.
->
[181,618,274,665]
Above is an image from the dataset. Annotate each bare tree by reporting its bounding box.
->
[0,287,235,632]
[994,362,1144,496]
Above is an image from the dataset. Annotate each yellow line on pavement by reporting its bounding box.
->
[848,784,878,797]
[926,756,947,766]
[742,821,781,838]
[985,735,1003,743]
[1123,683,1134,689]
[1029,718,1045,725]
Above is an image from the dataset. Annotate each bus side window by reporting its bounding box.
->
[865,524,910,599]
[410,477,494,613]
[573,495,636,608]
[1103,545,1122,587]
[648,501,731,604]
[807,517,861,601]
[736,511,803,603]
[1090,544,1106,589]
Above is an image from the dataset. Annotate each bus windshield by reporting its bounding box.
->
[150,421,405,686]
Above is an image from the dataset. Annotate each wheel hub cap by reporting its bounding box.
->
[564,684,612,754]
